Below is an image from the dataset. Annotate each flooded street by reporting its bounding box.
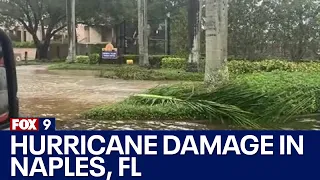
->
[17,65,214,130]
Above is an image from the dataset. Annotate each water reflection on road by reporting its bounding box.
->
[17,65,319,130]
[57,120,220,130]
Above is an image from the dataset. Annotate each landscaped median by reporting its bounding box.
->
[48,59,320,81]
[48,63,204,81]
[82,71,320,129]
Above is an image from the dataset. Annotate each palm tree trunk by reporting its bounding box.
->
[138,0,149,67]
[204,0,229,84]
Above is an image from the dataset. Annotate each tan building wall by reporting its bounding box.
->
[76,24,116,44]
[13,48,36,61]
[3,24,115,45]
[13,44,90,60]
[8,27,44,42]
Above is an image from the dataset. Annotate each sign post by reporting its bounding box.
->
[99,43,118,64]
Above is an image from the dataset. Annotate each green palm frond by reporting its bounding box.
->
[134,94,259,129]
[257,89,320,125]
[134,87,320,129]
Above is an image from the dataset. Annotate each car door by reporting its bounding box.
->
[0,44,9,123]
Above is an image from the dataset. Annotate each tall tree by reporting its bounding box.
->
[204,0,229,84]
[76,0,137,26]
[186,0,202,72]
[228,0,320,60]
[0,0,67,59]
[170,7,188,56]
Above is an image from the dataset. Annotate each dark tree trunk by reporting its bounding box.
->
[188,0,197,53]
[75,25,78,54]
[186,0,200,72]
[35,41,50,60]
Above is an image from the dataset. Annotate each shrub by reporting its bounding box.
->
[89,44,105,54]
[108,66,203,81]
[48,63,114,70]
[12,41,36,48]
[161,57,204,71]
[161,57,186,69]
[227,59,320,74]
[75,55,90,64]
[89,53,100,64]
[149,55,171,68]
[156,69,203,81]
[113,66,156,80]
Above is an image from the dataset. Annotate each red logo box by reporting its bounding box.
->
[10,118,39,131]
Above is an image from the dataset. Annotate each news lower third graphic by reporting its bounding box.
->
[1,118,319,180]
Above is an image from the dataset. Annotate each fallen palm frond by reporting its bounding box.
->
[134,94,258,129]
[133,84,320,129]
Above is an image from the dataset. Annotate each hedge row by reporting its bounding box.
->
[76,53,320,75]
[227,60,320,74]
[160,58,320,74]
[75,54,99,64]
[76,54,174,67]
[12,41,36,48]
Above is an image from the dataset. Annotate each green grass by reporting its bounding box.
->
[48,63,117,71]
[84,103,193,121]
[82,71,320,129]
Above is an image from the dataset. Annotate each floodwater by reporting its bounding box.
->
[17,65,319,130]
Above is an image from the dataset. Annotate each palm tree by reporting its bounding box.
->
[204,0,229,84]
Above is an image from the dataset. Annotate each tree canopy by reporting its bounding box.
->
[0,0,67,59]
[0,0,319,61]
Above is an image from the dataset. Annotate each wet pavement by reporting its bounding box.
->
[17,65,319,130]
[17,65,215,130]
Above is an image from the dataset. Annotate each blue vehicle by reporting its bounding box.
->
[0,29,19,129]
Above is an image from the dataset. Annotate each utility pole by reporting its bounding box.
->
[66,0,76,63]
